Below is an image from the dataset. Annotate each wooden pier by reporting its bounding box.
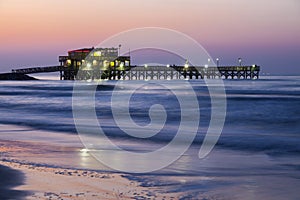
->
[12,64,260,80]
[11,47,260,80]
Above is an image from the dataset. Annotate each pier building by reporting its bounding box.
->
[12,47,260,80]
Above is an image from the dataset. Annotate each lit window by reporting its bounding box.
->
[66,59,71,66]
[93,51,102,57]
[104,60,109,68]
[93,60,97,66]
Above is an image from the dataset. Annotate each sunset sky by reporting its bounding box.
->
[0,0,299,74]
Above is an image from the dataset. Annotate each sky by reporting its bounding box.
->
[0,0,299,75]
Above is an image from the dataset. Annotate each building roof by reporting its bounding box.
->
[68,47,94,54]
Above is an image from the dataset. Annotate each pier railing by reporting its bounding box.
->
[12,65,260,80]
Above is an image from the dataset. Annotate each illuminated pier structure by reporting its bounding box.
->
[12,47,260,80]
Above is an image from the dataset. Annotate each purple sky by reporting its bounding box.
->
[0,0,299,75]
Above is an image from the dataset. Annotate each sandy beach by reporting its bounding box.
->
[0,160,180,200]
[0,125,182,199]
[0,137,183,200]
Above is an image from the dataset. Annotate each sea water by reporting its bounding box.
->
[0,76,299,199]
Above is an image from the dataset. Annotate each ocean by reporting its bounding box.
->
[0,76,300,199]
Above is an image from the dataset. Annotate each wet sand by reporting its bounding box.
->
[0,160,180,200]
[0,139,182,200]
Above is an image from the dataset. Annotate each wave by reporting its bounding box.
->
[0,78,299,157]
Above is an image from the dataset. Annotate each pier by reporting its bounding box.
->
[11,47,260,80]
[12,64,260,80]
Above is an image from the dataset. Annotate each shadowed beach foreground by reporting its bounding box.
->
[0,164,29,200]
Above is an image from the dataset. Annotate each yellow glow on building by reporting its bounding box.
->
[93,60,97,66]
[93,51,102,57]
[104,60,109,68]
[66,59,71,66]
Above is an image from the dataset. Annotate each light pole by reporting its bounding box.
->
[216,58,219,67]
[118,44,121,56]
[238,58,242,66]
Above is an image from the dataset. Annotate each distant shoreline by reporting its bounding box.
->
[0,73,37,80]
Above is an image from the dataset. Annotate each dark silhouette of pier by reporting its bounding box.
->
[12,66,61,74]
[11,47,260,80]
[12,64,260,80]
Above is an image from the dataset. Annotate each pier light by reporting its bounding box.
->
[82,60,85,63]
[208,58,211,64]
[205,64,208,69]
[144,64,148,68]
[252,64,256,68]
[66,59,71,66]
[166,64,170,68]
[104,60,109,68]
[92,60,97,66]
[216,58,220,67]
[184,63,189,69]
[120,62,124,70]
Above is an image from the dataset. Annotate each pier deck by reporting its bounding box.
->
[12,65,260,80]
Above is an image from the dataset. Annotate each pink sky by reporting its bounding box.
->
[0,0,299,74]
